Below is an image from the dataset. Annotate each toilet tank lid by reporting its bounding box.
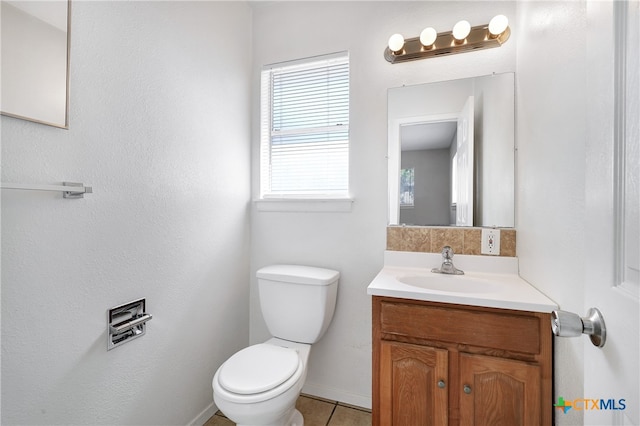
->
[257,264,339,286]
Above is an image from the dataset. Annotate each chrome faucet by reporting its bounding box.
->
[431,246,464,275]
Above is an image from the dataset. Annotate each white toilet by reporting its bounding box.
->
[212,264,339,426]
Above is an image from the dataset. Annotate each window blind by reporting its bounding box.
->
[260,53,349,197]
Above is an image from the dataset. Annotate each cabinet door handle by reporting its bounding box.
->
[463,384,472,394]
[437,380,446,388]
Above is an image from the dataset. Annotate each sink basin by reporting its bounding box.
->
[398,274,500,293]
[367,251,559,312]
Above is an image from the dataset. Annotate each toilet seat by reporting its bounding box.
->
[219,344,300,395]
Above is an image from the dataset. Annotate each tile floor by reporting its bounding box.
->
[204,394,371,426]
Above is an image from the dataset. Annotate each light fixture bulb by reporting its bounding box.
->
[452,20,471,41]
[419,27,438,47]
[388,34,405,53]
[489,14,509,37]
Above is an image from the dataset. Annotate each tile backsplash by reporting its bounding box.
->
[387,226,516,257]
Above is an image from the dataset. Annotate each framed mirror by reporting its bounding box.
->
[1,0,71,129]
[388,73,515,227]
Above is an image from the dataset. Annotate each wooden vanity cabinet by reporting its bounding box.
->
[372,296,553,426]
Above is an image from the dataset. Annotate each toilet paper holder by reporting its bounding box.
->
[551,307,606,348]
[108,298,152,351]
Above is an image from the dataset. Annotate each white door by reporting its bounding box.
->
[585,1,639,425]
[456,96,474,226]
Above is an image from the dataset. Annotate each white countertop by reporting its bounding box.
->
[367,251,558,313]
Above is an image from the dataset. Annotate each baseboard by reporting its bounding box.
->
[302,382,372,410]
[189,401,218,426]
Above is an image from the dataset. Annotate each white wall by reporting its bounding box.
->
[400,148,451,226]
[1,2,252,424]
[515,2,587,424]
[475,72,515,227]
[250,1,516,408]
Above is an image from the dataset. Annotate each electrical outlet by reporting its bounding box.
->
[481,228,501,255]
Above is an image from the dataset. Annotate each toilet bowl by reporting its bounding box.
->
[212,338,310,426]
[212,264,339,426]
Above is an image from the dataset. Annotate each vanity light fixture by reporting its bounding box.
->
[384,15,511,64]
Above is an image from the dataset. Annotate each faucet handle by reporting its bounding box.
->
[442,246,454,260]
[432,245,464,275]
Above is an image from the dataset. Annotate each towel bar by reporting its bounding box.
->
[1,181,92,198]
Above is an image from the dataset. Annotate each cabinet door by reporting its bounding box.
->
[380,341,448,425]
[459,353,541,426]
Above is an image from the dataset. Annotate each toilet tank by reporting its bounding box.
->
[257,265,339,344]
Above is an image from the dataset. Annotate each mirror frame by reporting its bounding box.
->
[1,0,71,129]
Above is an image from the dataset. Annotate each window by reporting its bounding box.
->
[400,168,415,207]
[260,52,349,199]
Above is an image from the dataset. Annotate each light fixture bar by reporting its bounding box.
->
[384,24,510,64]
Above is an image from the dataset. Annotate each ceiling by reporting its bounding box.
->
[400,121,457,151]
[5,0,68,32]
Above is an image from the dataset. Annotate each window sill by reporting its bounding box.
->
[255,197,354,213]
